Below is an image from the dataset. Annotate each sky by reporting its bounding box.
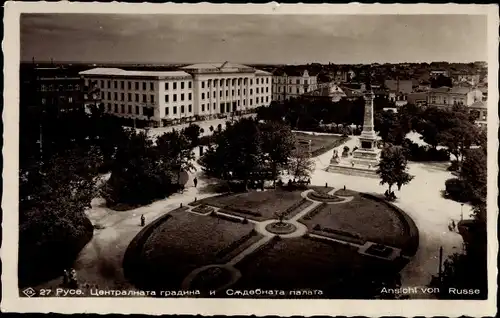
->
[20,14,488,64]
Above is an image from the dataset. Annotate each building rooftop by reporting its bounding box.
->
[255,69,273,76]
[470,100,487,109]
[181,62,255,73]
[79,68,191,78]
[430,86,478,95]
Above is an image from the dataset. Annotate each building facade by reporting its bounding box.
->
[21,66,85,113]
[469,100,487,129]
[272,69,318,101]
[79,62,272,126]
[302,82,347,102]
[427,87,483,108]
[427,86,486,128]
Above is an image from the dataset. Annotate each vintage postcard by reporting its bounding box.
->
[2,2,498,316]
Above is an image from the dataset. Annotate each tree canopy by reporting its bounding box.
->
[199,118,299,189]
[376,145,414,193]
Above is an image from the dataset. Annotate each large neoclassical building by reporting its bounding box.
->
[79,62,273,126]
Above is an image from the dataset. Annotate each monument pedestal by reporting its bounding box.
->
[326,88,381,178]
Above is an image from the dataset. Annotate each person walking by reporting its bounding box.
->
[63,269,69,286]
[193,177,198,188]
[69,268,78,288]
[140,214,145,227]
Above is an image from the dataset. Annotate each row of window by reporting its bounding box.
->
[93,80,155,92]
[41,97,74,104]
[197,77,270,89]
[164,93,191,102]
[165,81,192,90]
[40,84,81,92]
[104,92,155,104]
[429,97,465,105]
[165,104,193,115]
[273,78,311,84]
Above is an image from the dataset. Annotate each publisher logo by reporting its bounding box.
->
[22,287,36,297]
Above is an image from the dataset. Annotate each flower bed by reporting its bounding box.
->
[192,204,215,214]
[307,191,343,202]
[334,189,358,197]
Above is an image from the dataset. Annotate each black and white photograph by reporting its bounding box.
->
[2,2,498,316]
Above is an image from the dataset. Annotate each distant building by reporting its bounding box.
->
[451,72,481,86]
[272,68,318,101]
[388,91,408,107]
[384,79,413,94]
[302,82,347,102]
[427,86,483,108]
[469,100,487,129]
[80,62,272,126]
[407,92,428,107]
[430,69,450,78]
[21,66,85,113]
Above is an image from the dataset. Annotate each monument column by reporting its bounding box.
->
[351,86,381,167]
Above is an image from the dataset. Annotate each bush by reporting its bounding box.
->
[445,178,470,202]
[402,139,450,162]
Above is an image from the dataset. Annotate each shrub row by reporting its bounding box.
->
[215,229,258,260]
[302,203,327,220]
[211,211,245,223]
[281,199,310,218]
[223,206,262,217]
[304,233,360,251]
[314,225,364,241]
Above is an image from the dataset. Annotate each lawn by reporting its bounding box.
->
[300,195,408,248]
[293,132,348,157]
[233,237,394,298]
[199,189,305,221]
[138,210,261,290]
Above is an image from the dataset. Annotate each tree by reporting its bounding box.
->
[437,105,482,166]
[260,121,297,187]
[19,145,101,285]
[102,129,194,206]
[156,130,196,185]
[288,148,315,182]
[182,124,202,147]
[460,147,487,220]
[376,145,414,194]
[199,118,266,191]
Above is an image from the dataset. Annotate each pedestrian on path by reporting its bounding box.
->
[62,269,69,286]
[193,177,198,188]
[141,214,145,227]
[69,268,78,288]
